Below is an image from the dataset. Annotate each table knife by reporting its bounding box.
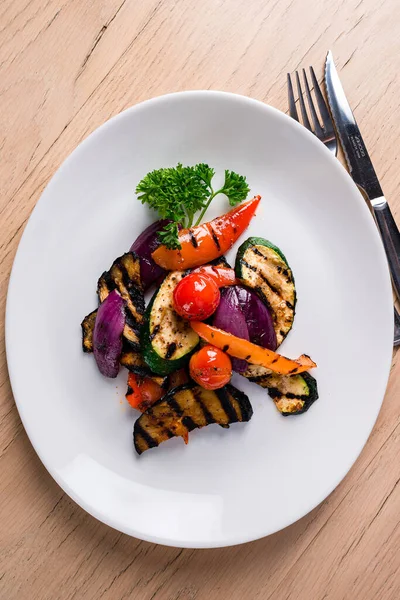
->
[325,51,400,310]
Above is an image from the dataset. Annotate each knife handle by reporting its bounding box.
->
[371,196,400,303]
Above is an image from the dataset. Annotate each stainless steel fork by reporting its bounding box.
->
[287,68,337,155]
[287,66,400,346]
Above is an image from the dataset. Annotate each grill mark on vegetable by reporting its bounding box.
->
[289,367,298,374]
[149,324,160,341]
[188,229,198,248]
[192,386,214,424]
[167,396,183,416]
[182,415,197,431]
[222,345,229,352]
[255,268,282,297]
[216,388,237,422]
[251,247,266,259]
[226,384,253,421]
[286,300,294,310]
[135,424,158,449]
[210,225,221,251]
[165,342,177,359]
[241,259,257,273]
[157,397,184,439]
[250,248,292,296]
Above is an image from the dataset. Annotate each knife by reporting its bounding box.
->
[325,50,400,306]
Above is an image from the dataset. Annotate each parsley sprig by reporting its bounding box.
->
[135,163,250,249]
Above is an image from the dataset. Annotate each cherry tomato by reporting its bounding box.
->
[173,273,220,321]
[189,345,232,390]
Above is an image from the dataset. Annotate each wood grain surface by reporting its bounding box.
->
[1,0,400,598]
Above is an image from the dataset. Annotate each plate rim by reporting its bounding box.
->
[5,90,394,548]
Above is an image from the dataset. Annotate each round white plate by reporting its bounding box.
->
[6,91,393,548]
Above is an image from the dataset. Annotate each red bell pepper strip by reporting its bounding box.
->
[152,196,261,270]
[126,372,164,411]
[192,265,238,287]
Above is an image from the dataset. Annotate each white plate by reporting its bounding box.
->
[6,91,393,548]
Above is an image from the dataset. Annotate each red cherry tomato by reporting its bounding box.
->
[189,345,232,390]
[173,273,220,321]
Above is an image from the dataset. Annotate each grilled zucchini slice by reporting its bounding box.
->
[244,364,318,415]
[141,271,199,375]
[235,237,296,346]
[97,251,145,352]
[134,382,253,454]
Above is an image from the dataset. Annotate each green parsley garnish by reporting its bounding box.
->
[135,163,250,249]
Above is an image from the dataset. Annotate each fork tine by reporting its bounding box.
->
[295,71,312,131]
[287,74,299,121]
[309,66,335,134]
[302,69,324,137]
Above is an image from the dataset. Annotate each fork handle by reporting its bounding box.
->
[371,196,400,303]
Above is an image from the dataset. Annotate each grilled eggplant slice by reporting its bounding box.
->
[244,364,318,415]
[97,251,145,352]
[134,382,253,454]
[235,237,296,346]
[81,309,97,352]
[141,271,200,375]
[120,347,151,375]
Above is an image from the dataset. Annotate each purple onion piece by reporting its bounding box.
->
[130,220,171,290]
[234,285,277,351]
[213,287,249,373]
[93,290,125,378]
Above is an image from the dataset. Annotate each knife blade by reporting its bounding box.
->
[325,50,400,303]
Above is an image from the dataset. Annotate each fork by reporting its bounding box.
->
[287,68,337,155]
[287,66,400,346]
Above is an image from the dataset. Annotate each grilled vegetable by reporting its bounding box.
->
[97,251,145,352]
[234,285,277,351]
[81,309,97,353]
[130,219,170,290]
[126,372,167,411]
[235,237,296,346]
[93,290,126,378]
[167,368,190,390]
[141,271,200,375]
[119,349,150,375]
[190,321,316,375]
[189,345,232,390]
[213,287,250,373]
[173,272,220,321]
[134,382,253,454]
[192,264,237,287]
[244,364,319,415]
[152,196,261,270]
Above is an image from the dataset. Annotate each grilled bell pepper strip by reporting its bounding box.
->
[190,321,316,375]
[126,372,164,411]
[152,196,261,270]
[192,265,238,287]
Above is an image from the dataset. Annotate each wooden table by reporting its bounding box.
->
[1,0,400,598]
